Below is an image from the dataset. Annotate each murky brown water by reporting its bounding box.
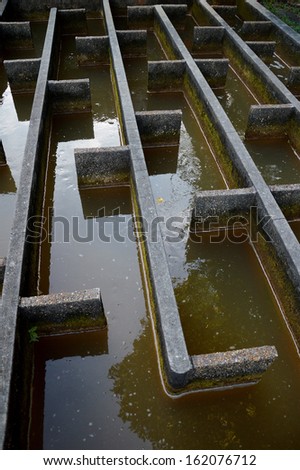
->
[2,11,300,450]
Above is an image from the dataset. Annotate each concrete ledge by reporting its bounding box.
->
[195,58,229,88]
[162,4,187,27]
[288,67,300,94]
[212,5,237,20]
[75,146,131,186]
[148,60,185,92]
[48,78,91,114]
[270,184,300,217]
[193,26,225,51]
[135,110,182,147]
[0,258,6,283]
[245,104,294,139]
[240,21,272,40]
[58,8,87,35]
[76,36,109,65]
[117,30,147,58]
[127,6,154,28]
[191,346,278,389]
[0,139,6,165]
[0,22,33,49]
[245,41,276,61]
[19,288,106,333]
[3,58,40,92]
[192,188,256,227]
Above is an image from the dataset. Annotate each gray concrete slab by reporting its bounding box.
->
[76,36,109,65]
[3,58,40,92]
[48,78,91,114]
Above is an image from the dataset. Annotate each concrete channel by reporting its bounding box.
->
[0,0,300,449]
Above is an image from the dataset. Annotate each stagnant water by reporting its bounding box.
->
[1,12,299,449]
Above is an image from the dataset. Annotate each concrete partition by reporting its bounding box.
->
[288,67,300,94]
[0,22,33,49]
[117,30,147,58]
[75,146,131,186]
[3,58,40,92]
[148,60,185,92]
[19,288,106,334]
[76,36,109,65]
[0,139,6,165]
[135,110,182,147]
[48,79,91,114]
[58,9,87,35]
[193,26,225,51]
[194,58,229,88]
[245,104,294,139]
[245,41,276,61]
[240,21,273,41]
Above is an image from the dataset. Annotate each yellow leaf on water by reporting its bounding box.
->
[156,197,164,204]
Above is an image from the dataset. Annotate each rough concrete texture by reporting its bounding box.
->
[0,8,58,449]
[10,0,100,14]
[127,6,154,28]
[75,146,131,186]
[19,288,106,333]
[246,104,294,139]
[0,22,33,49]
[58,9,87,35]
[240,21,273,41]
[245,41,276,61]
[192,188,256,225]
[48,78,91,114]
[193,26,225,51]
[212,5,237,20]
[271,184,300,217]
[192,346,278,388]
[0,258,6,283]
[239,0,300,66]
[117,30,147,58]
[76,36,109,65]
[148,60,185,92]
[194,58,229,88]
[0,139,6,165]
[288,67,300,93]
[3,58,40,92]
[135,110,182,147]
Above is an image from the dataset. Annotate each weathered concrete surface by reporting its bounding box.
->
[245,41,276,61]
[117,30,147,58]
[245,104,294,139]
[0,139,6,165]
[271,184,300,219]
[19,288,106,333]
[127,6,154,28]
[192,188,256,227]
[76,36,109,65]
[0,22,33,49]
[148,60,185,92]
[0,258,6,283]
[192,346,278,388]
[212,5,237,21]
[240,21,272,41]
[3,58,40,92]
[103,0,193,390]
[58,9,87,35]
[0,8,58,450]
[193,26,225,51]
[135,110,182,147]
[75,146,131,186]
[10,0,100,15]
[195,58,229,88]
[48,78,91,114]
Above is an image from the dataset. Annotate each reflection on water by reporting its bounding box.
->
[245,138,300,185]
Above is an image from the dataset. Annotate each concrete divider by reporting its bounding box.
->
[245,41,276,61]
[288,67,300,94]
[148,60,185,92]
[3,58,40,92]
[76,36,109,65]
[192,346,278,389]
[240,21,272,40]
[271,184,300,219]
[75,146,131,186]
[212,5,237,21]
[192,188,256,228]
[117,30,147,58]
[195,58,229,88]
[48,79,91,114]
[193,26,225,52]
[0,139,6,165]
[135,110,182,147]
[19,288,106,333]
[0,21,33,49]
[0,258,6,283]
[245,104,294,139]
[127,6,154,28]
[58,9,87,35]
